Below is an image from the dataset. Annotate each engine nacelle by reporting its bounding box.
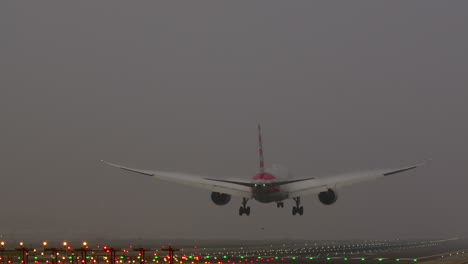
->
[211,192,231,206]
[318,188,338,205]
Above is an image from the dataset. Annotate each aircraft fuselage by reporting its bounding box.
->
[251,166,290,203]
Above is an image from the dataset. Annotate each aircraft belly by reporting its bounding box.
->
[253,191,288,203]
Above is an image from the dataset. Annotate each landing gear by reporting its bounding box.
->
[239,198,250,216]
[292,197,304,216]
[276,202,284,208]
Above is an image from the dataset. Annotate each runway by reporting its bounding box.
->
[0,238,466,264]
[180,237,467,263]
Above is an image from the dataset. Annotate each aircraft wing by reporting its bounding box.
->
[101,160,253,198]
[287,162,425,198]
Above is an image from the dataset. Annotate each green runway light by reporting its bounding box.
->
[275,257,279,260]
[378,258,383,261]
[413,259,418,262]
[223,256,227,259]
[326,257,331,260]
[206,256,210,259]
[155,256,159,259]
[344,258,348,261]
[257,257,261,259]
[361,258,365,261]
[308,257,313,260]
[34,257,38,260]
[240,256,244,259]
[18,257,21,260]
[396,259,400,262]
[68,257,72,260]
[120,256,124,259]
[86,257,90,259]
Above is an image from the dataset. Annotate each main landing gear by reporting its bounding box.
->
[292,197,304,216]
[276,201,284,208]
[239,198,250,216]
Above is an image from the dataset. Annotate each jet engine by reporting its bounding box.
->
[211,192,231,206]
[318,188,338,205]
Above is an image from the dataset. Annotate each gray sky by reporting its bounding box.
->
[1,1,467,242]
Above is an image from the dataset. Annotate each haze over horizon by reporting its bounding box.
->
[1,1,467,241]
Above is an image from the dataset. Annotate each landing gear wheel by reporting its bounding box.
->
[299,206,304,215]
[277,202,284,208]
[292,206,297,215]
[239,198,250,216]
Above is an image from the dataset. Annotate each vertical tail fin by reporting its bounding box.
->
[258,124,265,174]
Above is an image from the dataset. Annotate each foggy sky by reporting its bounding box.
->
[1,1,467,242]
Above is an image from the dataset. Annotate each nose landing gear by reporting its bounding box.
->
[292,197,303,216]
[239,198,250,216]
[276,202,284,208]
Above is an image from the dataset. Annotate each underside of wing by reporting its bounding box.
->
[287,162,425,198]
[101,160,252,198]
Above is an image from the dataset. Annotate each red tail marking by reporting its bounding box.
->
[253,173,275,180]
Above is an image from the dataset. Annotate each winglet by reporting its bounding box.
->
[100,160,155,176]
[383,161,427,177]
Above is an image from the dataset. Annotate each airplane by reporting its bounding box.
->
[101,125,425,216]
